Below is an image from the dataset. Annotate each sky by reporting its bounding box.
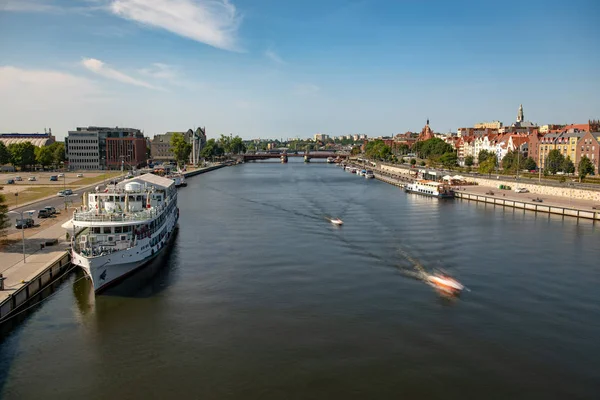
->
[0,0,599,141]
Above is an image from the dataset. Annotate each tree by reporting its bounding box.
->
[419,160,426,166]
[502,150,522,173]
[578,156,595,182]
[412,138,453,160]
[35,146,54,169]
[562,156,575,174]
[464,155,474,167]
[395,143,410,155]
[219,135,232,154]
[351,146,361,156]
[439,152,458,169]
[8,142,36,170]
[365,140,392,160]
[479,156,497,174]
[0,142,9,165]
[478,150,495,165]
[522,157,536,171]
[229,136,246,154]
[546,149,564,175]
[0,193,9,237]
[48,142,66,168]
[410,158,416,166]
[170,132,192,168]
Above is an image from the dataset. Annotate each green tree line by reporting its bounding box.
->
[0,141,65,170]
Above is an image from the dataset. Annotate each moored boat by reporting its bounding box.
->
[404,180,454,198]
[365,170,374,179]
[67,174,179,293]
[329,217,343,225]
[327,157,335,163]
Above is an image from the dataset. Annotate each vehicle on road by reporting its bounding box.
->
[14,176,22,181]
[57,190,66,197]
[76,173,83,177]
[15,218,35,229]
[50,175,58,181]
[28,176,37,181]
[7,179,15,184]
[514,187,529,193]
[64,189,73,195]
[38,209,51,218]
[58,173,65,178]
[44,206,57,215]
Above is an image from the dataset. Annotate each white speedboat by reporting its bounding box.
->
[329,217,343,226]
[327,157,335,164]
[427,272,464,295]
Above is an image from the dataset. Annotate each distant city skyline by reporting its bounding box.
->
[1,0,599,140]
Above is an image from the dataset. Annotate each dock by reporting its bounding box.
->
[0,220,72,323]
[366,165,600,221]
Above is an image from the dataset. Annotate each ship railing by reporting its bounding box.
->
[73,209,157,222]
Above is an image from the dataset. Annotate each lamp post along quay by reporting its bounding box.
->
[9,209,37,264]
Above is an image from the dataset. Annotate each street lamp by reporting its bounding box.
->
[9,209,36,264]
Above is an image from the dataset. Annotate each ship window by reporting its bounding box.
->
[108,196,114,202]
[123,225,131,232]
[114,226,122,233]
[121,235,127,241]
[103,227,112,234]
[136,195,142,201]
[80,235,87,243]
[92,227,101,234]
[108,236,114,242]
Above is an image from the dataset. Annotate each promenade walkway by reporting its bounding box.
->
[1,216,71,306]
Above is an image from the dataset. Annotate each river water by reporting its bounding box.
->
[1,160,599,399]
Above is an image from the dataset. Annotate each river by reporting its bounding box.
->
[1,159,599,399]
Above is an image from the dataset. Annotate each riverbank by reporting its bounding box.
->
[363,164,600,221]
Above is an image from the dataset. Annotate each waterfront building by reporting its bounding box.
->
[538,131,585,170]
[474,121,503,130]
[575,132,600,174]
[314,133,330,142]
[0,130,55,147]
[67,126,143,170]
[106,135,147,169]
[150,128,206,165]
[416,119,435,142]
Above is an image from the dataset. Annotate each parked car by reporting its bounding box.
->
[514,188,529,193]
[28,176,36,181]
[7,179,15,184]
[15,218,35,229]
[38,209,51,218]
[50,175,58,181]
[44,206,57,215]
[76,173,83,177]
[14,176,22,181]
[58,173,65,178]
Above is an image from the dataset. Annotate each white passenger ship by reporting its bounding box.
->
[68,174,179,293]
[404,180,455,199]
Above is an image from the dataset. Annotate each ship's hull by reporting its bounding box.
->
[72,207,179,293]
[404,188,455,199]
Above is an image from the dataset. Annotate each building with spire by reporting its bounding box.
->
[417,118,435,141]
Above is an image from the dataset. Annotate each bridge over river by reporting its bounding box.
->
[237,151,350,162]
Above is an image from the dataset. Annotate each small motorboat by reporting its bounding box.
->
[329,217,344,226]
[427,272,464,295]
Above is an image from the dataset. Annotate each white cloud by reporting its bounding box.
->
[3,0,102,14]
[265,49,285,65]
[292,83,320,96]
[109,0,241,51]
[0,66,108,135]
[81,58,160,90]
[139,63,178,80]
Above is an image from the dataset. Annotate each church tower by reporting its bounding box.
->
[517,104,524,123]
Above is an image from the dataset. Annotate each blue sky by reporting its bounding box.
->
[1,0,599,140]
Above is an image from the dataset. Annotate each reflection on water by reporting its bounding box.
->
[1,160,600,400]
